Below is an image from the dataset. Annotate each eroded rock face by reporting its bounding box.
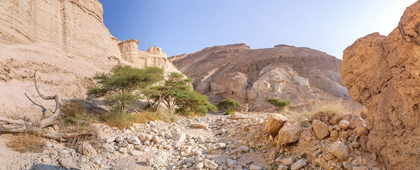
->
[118,40,179,73]
[170,44,349,111]
[0,0,181,118]
[341,2,420,169]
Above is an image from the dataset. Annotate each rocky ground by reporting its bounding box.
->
[1,111,382,170]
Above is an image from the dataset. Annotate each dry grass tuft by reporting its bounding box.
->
[101,109,180,129]
[7,133,46,153]
[287,100,350,127]
[60,100,97,129]
[101,112,137,129]
[136,110,180,124]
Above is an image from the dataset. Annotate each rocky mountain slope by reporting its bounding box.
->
[342,1,420,169]
[0,0,179,118]
[170,44,349,111]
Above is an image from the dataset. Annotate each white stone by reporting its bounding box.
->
[127,136,141,145]
[203,159,218,170]
[291,159,307,170]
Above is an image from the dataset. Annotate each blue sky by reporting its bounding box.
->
[100,0,417,59]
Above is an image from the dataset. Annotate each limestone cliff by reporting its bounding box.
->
[118,39,180,74]
[0,0,180,118]
[170,44,349,111]
[342,1,420,169]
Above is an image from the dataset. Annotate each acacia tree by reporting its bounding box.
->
[172,90,217,116]
[88,66,163,112]
[148,72,193,113]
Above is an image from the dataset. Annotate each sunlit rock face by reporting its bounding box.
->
[342,1,420,169]
[0,0,181,118]
[170,43,349,111]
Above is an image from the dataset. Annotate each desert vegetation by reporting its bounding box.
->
[217,98,241,115]
[86,66,216,128]
[266,98,291,112]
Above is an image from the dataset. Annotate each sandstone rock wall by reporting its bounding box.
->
[0,0,181,118]
[170,44,349,111]
[0,0,121,58]
[341,1,420,169]
[118,39,179,73]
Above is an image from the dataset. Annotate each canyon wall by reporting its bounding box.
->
[170,44,350,111]
[342,1,420,169]
[0,0,179,118]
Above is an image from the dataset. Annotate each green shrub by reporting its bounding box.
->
[217,99,241,111]
[101,112,137,129]
[266,98,291,111]
[224,109,234,115]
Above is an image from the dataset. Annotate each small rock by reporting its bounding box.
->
[277,165,288,170]
[342,161,352,170]
[330,141,349,161]
[173,132,186,143]
[323,153,336,161]
[190,123,208,129]
[356,122,368,136]
[227,159,237,168]
[58,158,74,169]
[291,159,307,170]
[268,150,278,161]
[330,130,339,141]
[240,145,250,152]
[230,112,247,120]
[281,158,293,166]
[102,143,114,152]
[115,136,124,142]
[77,142,97,158]
[106,136,116,143]
[275,121,301,145]
[146,155,168,168]
[127,136,141,145]
[339,120,350,130]
[196,162,204,169]
[214,129,225,136]
[312,120,329,139]
[152,136,162,144]
[203,159,218,170]
[128,150,143,156]
[249,164,262,170]
[262,113,287,136]
[118,147,127,154]
[353,166,369,170]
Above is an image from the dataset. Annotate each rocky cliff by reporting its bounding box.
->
[170,44,349,111]
[0,0,179,118]
[342,1,420,169]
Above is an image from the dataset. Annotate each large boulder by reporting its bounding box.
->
[275,121,301,145]
[263,113,288,136]
[341,1,420,169]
